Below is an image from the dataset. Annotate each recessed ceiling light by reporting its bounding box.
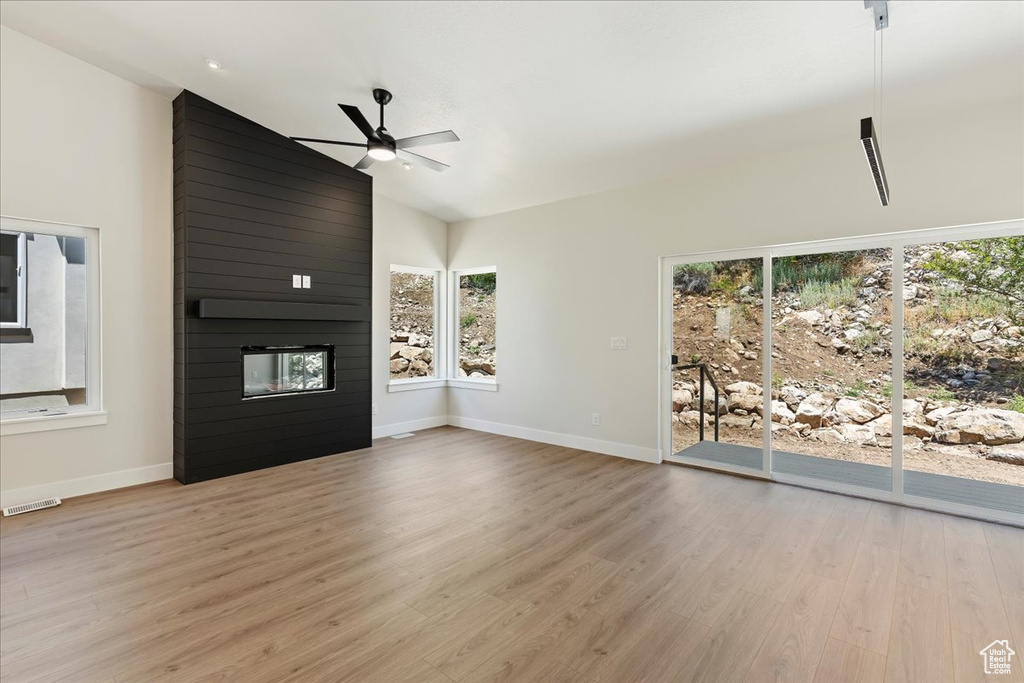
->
[402,162,413,171]
[205,58,222,70]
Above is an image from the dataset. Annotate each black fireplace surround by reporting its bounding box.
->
[173,91,372,484]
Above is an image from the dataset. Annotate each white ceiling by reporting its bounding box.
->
[1,1,1021,222]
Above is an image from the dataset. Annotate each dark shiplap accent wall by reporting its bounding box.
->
[173,90,372,484]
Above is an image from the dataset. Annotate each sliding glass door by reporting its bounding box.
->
[900,236,1023,517]
[768,247,894,493]
[668,255,767,476]
[661,221,1023,524]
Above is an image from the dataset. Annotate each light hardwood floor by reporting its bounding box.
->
[1,427,1022,682]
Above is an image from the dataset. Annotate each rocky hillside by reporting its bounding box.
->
[672,244,1023,485]
[389,273,436,379]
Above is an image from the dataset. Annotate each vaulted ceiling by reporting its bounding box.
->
[2,1,1021,222]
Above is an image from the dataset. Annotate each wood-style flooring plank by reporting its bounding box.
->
[0,426,1019,683]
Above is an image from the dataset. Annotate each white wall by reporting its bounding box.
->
[0,27,173,504]
[447,99,1024,461]
[372,193,449,436]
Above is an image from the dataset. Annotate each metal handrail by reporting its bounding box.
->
[672,362,720,442]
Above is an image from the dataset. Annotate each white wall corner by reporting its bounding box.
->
[372,415,449,440]
[0,462,173,509]
[446,415,661,464]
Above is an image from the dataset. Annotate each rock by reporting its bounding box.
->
[399,345,428,361]
[794,310,824,326]
[672,389,693,412]
[970,329,993,344]
[389,358,409,373]
[407,333,429,348]
[771,400,796,424]
[727,392,763,415]
[870,414,934,439]
[729,338,746,354]
[795,393,831,429]
[844,329,863,341]
[834,398,886,424]
[988,357,1009,372]
[677,410,708,428]
[831,338,850,354]
[903,399,924,417]
[744,351,758,360]
[725,381,762,396]
[409,359,430,375]
[925,406,961,426]
[809,428,845,444]
[903,284,918,300]
[716,414,757,429]
[389,342,404,360]
[988,447,1024,465]
[780,386,807,410]
[839,423,877,445]
[934,409,1024,445]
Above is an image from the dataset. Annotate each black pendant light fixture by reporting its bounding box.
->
[862,1,890,206]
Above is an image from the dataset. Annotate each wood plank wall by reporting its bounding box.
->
[173,90,372,484]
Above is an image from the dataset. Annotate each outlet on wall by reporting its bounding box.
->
[291,274,302,288]
[371,404,378,416]
[591,412,600,426]
[610,337,628,350]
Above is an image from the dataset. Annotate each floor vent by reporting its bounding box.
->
[2,497,62,517]
[390,433,416,439]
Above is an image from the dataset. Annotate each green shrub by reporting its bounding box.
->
[799,278,859,309]
[853,329,880,351]
[928,387,956,401]
[461,273,496,293]
[883,379,919,398]
[844,379,868,397]
[460,313,478,328]
[771,373,784,389]
[1007,394,1024,414]
[673,263,715,294]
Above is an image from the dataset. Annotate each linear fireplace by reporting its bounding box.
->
[242,345,335,399]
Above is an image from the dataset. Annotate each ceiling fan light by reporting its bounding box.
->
[367,143,396,161]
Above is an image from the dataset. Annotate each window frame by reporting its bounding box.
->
[449,266,498,391]
[0,216,105,434]
[387,264,446,392]
[0,230,28,329]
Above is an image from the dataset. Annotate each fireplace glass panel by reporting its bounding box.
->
[242,346,334,398]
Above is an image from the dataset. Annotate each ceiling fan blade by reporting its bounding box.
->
[291,137,365,147]
[338,104,376,140]
[396,149,449,172]
[353,154,375,170]
[395,130,460,149]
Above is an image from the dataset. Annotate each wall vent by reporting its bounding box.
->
[2,497,61,517]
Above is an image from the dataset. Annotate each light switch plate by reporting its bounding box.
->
[302,275,311,289]
[610,337,628,350]
[292,274,302,288]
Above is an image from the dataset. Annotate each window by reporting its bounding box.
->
[0,231,27,329]
[0,217,102,428]
[389,266,442,388]
[452,267,497,386]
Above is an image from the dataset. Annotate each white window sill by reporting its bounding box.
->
[448,379,498,392]
[1,410,108,436]
[387,378,499,393]
[388,378,447,393]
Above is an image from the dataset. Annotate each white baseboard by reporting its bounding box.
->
[372,415,449,440]
[447,416,661,464]
[0,462,173,509]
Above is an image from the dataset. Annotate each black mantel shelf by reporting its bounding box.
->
[197,299,371,322]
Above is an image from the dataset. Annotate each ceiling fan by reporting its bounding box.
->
[291,88,459,172]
